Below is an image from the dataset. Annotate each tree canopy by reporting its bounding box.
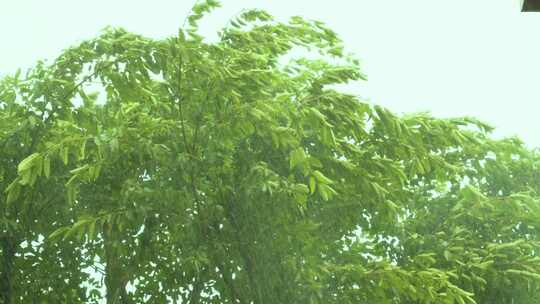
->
[1,1,540,303]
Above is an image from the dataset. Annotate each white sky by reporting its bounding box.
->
[1,0,539,147]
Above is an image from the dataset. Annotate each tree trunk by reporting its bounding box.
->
[223,200,264,304]
[103,223,130,304]
[0,237,17,304]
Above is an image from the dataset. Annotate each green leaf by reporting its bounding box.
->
[61,147,69,165]
[317,184,336,201]
[17,153,40,174]
[43,156,51,178]
[66,185,77,205]
[312,170,333,185]
[309,176,316,194]
[69,164,90,175]
[5,180,21,205]
[48,227,70,242]
[289,148,307,170]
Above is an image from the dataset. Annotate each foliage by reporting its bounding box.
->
[1,1,540,303]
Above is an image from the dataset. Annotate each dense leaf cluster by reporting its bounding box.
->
[1,1,540,303]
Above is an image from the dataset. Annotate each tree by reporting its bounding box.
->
[1,1,540,303]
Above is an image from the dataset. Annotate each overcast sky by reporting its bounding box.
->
[1,0,539,147]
